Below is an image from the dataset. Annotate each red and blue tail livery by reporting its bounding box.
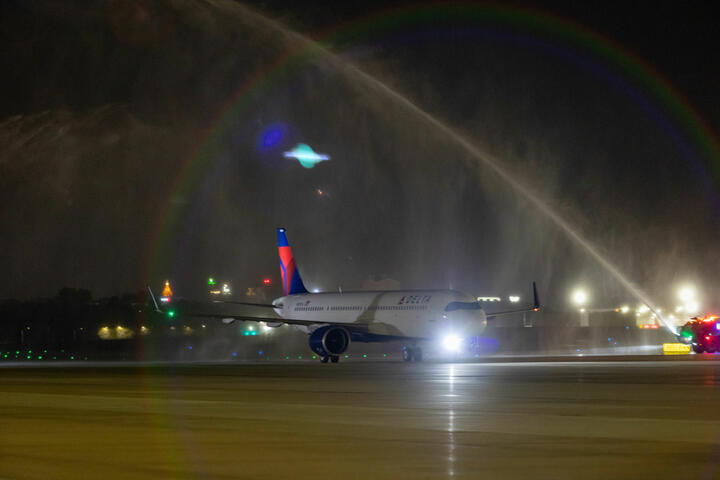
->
[277,228,308,296]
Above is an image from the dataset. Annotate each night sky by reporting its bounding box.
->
[1,0,719,312]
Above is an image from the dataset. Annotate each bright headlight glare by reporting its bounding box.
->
[442,334,462,352]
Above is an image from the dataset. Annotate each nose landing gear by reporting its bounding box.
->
[402,346,423,362]
[320,355,340,363]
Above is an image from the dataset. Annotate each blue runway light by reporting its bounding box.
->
[232,352,237,357]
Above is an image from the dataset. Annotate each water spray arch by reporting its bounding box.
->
[145,2,720,334]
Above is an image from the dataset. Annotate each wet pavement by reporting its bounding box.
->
[2,359,720,479]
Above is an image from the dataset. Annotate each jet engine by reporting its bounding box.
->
[309,326,351,357]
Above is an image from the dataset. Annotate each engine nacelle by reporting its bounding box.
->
[309,326,351,356]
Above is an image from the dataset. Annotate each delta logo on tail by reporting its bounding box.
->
[277,228,308,296]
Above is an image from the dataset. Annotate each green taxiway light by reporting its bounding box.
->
[70,356,75,360]
[298,356,302,359]
[38,356,42,360]
[208,277,216,285]
[26,356,30,359]
[344,354,349,358]
[15,350,19,354]
[312,356,317,359]
[363,354,367,358]
[383,353,387,357]
[285,356,289,360]
[167,311,175,317]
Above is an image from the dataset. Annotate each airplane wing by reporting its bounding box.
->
[486,282,540,319]
[146,286,369,329]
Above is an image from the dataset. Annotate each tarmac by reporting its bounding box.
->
[2,358,720,479]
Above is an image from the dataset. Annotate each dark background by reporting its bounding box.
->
[1,0,718,314]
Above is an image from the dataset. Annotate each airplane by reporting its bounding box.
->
[148,228,539,363]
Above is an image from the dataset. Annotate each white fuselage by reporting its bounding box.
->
[272,290,487,339]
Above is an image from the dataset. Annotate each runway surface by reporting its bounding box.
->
[2,359,720,479]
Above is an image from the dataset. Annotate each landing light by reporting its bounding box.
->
[442,334,462,352]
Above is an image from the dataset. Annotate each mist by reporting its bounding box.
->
[1,0,718,317]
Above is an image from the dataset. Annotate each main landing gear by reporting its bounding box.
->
[320,355,340,363]
[402,346,423,362]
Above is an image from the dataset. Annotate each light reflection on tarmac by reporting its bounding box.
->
[2,358,720,479]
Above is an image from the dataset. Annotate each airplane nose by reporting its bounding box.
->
[443,309,487,337]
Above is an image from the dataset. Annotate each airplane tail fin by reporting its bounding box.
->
[277,228,308,296]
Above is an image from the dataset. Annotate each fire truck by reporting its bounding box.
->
[678,316,720,353]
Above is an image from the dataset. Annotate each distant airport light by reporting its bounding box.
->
[620,306,630,314]
[637,305,650,314]
[222,283,231,295]
[167,310,175,318]
[162,280,173,298]
[508,295,520,303]
[159,296,170,303]
[571,288,588,306]
[263,278,272,286]
[678,286,696,303]
[208,277,216,286]
[477,297,501,302]
[311,288,320,293]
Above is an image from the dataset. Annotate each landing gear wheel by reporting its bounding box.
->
[412,348,423,362]
[693,344,704,354]
[320,356,329,363]
[331,355,339,363]
[402,347,413,362]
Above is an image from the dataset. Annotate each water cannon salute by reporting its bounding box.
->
[3,1,720,478]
